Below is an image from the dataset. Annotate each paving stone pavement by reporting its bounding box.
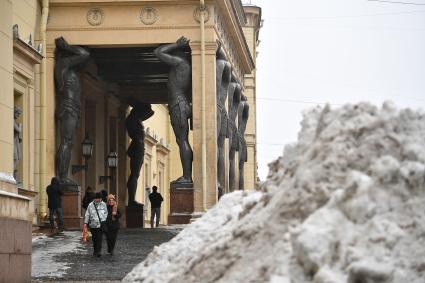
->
[32,227,182,282]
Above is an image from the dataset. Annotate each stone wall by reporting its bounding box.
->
[0,179,31,283]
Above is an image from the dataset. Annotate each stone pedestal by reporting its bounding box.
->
[61,185,82,230]
[168,186,194,224]
[0,175,32,283]
[126,205,144,228]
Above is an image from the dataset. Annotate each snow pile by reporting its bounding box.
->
[124,102,425,283]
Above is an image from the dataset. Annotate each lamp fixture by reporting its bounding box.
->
[82,135,94,158]
[72,133,94,174]
[99,151,118,184]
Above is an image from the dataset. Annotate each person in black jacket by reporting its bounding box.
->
[46,177,64,231]
[105,194,121,255]
[82,186,95,210]
[149,186,163,228]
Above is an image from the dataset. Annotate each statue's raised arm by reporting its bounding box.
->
[54,37,90,92]
[154,36,189,66]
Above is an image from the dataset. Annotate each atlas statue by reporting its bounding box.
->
[126,102,154,207]
[238,95,249,190]
[228,75,241,192]
[216,43,232,197]
[54,36,90,186]
[155,36,193,187]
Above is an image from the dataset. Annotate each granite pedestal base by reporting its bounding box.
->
[61,186,82,230]
[168,186,194,224]
[0,217,32,283]
[126,205,144,228]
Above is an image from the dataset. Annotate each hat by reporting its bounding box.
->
[95,192,103,199]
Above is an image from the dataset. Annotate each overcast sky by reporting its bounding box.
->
[247,0,425,180]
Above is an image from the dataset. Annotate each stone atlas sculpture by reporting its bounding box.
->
[216,44,232,196]
[155,36,193,187]
[13,106,22,182]
[228,76,242,192]
[126,102,154,207]
[51,35,249,202]
[54,36,90,186]
[238,95,249,190]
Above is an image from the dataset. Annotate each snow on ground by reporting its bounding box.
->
[161,224,187,234]
[32,231,85,278]
[31,234,47,243]
[124,102,425,283]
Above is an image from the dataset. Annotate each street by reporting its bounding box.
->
[32,227,183,282]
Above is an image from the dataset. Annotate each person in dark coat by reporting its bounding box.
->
[105,194,121,255]
[149,186,163,228]
[46,177,64,231]
[82,186,95,210]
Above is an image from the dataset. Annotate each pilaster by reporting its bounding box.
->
[190,41,218,211]
[117,105,128,227]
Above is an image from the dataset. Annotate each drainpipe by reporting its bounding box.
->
[39,0,49,220]
[200,0,207,210]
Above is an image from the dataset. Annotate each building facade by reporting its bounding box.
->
[0,1,261,280]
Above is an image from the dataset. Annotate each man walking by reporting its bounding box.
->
[149,186,163,228]
[46,177,64,231]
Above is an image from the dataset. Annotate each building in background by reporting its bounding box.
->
[0,1,261,280]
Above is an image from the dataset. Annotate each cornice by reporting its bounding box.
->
[190,41,218,53]
[13,39,43,65]
[47,24,214,32]
[246,141,256,147]
[229,0,246,26]
[156,142,170,155]
[49,0,203,7]
[46,0,255,75]
[18,187,38,197]
[216,0,254,74]
[243,5,262,39]
[144,133,158,146]
[0,190,31,201]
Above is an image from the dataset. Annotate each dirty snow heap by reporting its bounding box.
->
[124,102,425,283]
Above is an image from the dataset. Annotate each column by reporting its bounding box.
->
[191,41,218,211]
[243,73,257,190]
[117,104,128,227]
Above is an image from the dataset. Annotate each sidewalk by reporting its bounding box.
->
[31,227,183,282]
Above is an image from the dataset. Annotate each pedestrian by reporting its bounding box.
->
[84,192,108,257]
[82,186,95,210]
[46,177,64,232]
[149,186,163,228]
[106,194,121,255]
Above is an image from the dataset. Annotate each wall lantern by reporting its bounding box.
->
[72,134,94,175]
[99,151,118,184]
[107,151,118,168]
[82,136,94,158]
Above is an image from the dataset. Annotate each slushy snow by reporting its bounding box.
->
[124,102,425,283]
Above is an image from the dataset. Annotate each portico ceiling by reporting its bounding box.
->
[90,46,169,104]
